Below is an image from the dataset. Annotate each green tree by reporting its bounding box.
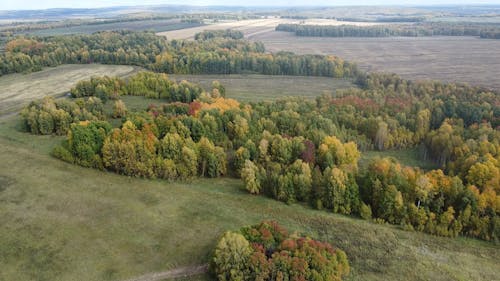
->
[211,232,252,281]
[112,99,127,118]
[241,160,261,195]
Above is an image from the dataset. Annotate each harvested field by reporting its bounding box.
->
[157,18,380,40]
[253,31,500,91]
[0,64,140,115]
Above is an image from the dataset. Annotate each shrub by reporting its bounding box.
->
[52,145,74,164]
[360,202,373,220]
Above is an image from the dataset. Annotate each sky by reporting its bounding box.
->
[2,0,500,10]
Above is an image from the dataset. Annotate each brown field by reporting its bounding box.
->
[252,31,500,91]
[0,64,141,115]
[157,18,380,40]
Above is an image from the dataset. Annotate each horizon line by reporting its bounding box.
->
[2,3,500,12]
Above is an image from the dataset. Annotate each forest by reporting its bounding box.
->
[19,55,500,241]
[276,23,500,39]
[0,30,357,78]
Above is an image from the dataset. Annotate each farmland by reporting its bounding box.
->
[158,17,500,90]
[157,18,380,40]
[253,31,500,90]
[28,19,203,36]
[0,64,141,115]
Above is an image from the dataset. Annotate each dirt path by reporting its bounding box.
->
[122,264,208,281]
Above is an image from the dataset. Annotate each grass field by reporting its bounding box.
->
[253,31,500,91]
[0,114,499,281]
[157,18,380,40]
[360,147,439,171]
[0,64,141,115]
[169,74,356,102]
[29,19,204,36]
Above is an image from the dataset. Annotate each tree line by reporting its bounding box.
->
[0,30,359,79]
[276,23,500,39]
[71,72,204,103]
[194,29,244,40]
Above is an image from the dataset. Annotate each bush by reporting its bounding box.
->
[360,202,372,220]
[52,145,74,164]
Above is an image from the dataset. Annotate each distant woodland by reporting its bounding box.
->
[276,23,500,39]
[0,30,357,78]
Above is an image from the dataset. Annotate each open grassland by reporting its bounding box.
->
[253,31,500,91]
[157,18,380,40]
[169,74,356,102]
[0,114,499,281]
[29,19,203,36]
[0,64,141,115]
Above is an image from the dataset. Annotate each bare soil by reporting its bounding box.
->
[122,265,208,281]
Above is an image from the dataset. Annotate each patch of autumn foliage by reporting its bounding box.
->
[211,221,350,281]
[189,97,240,116]
[330,96,380,112]
[5,38,45,55]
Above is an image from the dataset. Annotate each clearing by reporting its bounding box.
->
[359,147,438,171]
[169,74,356,102]
[0,64,141,115]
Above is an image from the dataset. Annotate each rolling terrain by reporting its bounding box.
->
[0,114,498,281]
[0,68,498,281]
[1,6,500,280]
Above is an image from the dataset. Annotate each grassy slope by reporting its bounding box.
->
[0,116,499,281]
[0,64,141,115]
